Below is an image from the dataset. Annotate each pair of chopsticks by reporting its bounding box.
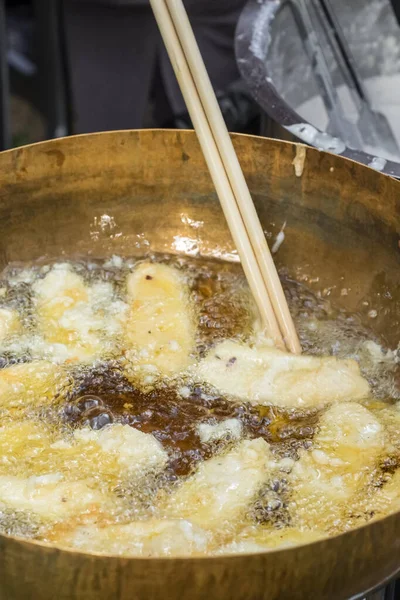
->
[149,0,301,354]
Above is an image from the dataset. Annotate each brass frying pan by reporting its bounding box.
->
[0,130,399,600]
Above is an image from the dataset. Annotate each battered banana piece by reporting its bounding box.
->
[289,402,385,530]
[0,420,112,521]
[124,262,196,381]
[0,420,168,522]
[0,308,21,342]
[0,419,58,465]
[0,475,109,520]
[162,438,275,530]
[33,264,105,363]
[0,360,69,413]
[50,519,210,556]
[195,340,370,408]
[0,420,167,481]
[72,424,168,477]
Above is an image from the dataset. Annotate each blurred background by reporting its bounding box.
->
[0,0,262,151]
[1,0,400,172]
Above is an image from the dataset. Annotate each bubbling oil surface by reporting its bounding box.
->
[0,254,399,555]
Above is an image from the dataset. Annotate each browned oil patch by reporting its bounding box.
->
[64,366,318,478]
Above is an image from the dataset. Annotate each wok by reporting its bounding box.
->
[0,130,399,600]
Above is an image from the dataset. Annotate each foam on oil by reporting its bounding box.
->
[0,255,398,555]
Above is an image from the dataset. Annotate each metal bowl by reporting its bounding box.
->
[0,130,399,600]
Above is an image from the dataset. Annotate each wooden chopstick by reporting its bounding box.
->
[164,0,301,355]
[149,0,284,351]
[149,0,295,352]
